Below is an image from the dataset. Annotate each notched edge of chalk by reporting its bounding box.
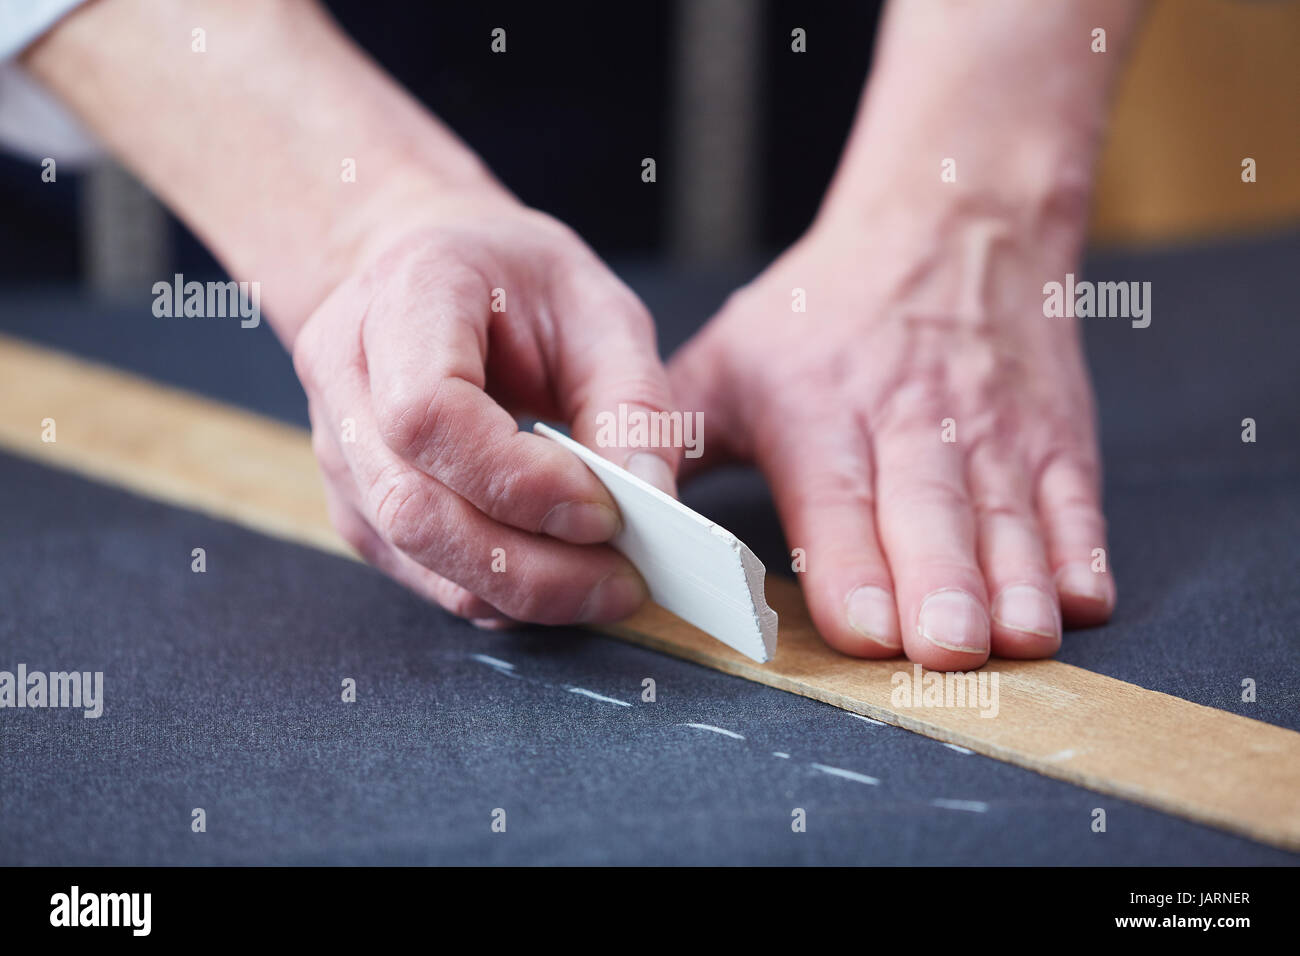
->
[532,420,779,663]
[738,544,779,662]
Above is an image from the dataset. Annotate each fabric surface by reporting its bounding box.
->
[1,232,1298,864]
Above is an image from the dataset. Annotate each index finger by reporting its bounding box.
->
[354,244,624,544]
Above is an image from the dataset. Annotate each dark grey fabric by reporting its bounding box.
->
[1,232,1298,864]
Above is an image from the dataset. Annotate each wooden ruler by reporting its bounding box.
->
[2,333,1297,851]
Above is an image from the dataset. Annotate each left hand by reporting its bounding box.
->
[669,199,1116,669]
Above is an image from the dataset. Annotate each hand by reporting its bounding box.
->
[24,0,683,630]
[670,199,1116,669]
[293,196,680,627]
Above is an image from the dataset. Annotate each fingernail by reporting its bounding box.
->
[846,586,902,649]
[577,570,648,623]
[541,501,621,543]
[1056,562,1111,604]
[992,584,1060,639]
[626,452,678,497]
[917,589,989,653]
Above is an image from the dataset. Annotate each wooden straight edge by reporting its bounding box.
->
[0,333,350,561]
[2,332,1298,852]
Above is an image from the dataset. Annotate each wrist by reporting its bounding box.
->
[796,151,1092,339]
[813,125,1094,282]
[814,0,1143,261]
[822,116,1094,239]
[252,162,514,347]
[334,164,512,275]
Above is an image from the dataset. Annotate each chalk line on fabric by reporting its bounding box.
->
[470,653,522,678]
[772,752,791,759]
[944,743,974,755]
[682,723,745,740]
[931,798,989,813]
[471,654,515,670]
[810,763,880,786]
[565,686,632,708]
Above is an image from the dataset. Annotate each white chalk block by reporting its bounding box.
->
[534,423,778,663]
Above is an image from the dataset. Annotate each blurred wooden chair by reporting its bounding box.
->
[1091,0,1300,245]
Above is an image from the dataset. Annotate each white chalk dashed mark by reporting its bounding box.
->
[471,654,521,678]
[772,752,790,759]
[944,743,974,755]
[810,763,880,786]
[931,798,988,813]
[682,723,745,740]
[471,654,515,670]
[848,712,887,727]
[566,686,632,708]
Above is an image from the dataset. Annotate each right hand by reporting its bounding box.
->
[292,198,681,628]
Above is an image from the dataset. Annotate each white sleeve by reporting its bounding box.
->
[0,0,103,165]
[1,0,89,59]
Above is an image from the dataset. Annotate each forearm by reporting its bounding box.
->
[822,0,1145,239]
[23,0,502,343]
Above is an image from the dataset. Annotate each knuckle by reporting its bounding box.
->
[609,295,656,339]
[503,587,550,623]
[891,472,970,512]
[497,564,568,623]
[715,279,764,321]
[1036,444,1102,494]
[1055,497,1107,530]
[369,231,493,318]
[404,234,491,297]
[470,459,521,521]
[339,517,379,562]
[519,207,579,246]
[325,497,383,564]
[792,469,875,513]
[375,377,448,462]
[368,466,435,556]
[972,497,1031,525]
[311,427,351,482]
[310,425,336,468]
[876,375,950,436]
[604,376,675,418]
[374,229,455,277]
[291,328,324,395]
[438,582,489,620]
[952,338,1008,394]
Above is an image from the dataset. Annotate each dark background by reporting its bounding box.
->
[0,0,883,283]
